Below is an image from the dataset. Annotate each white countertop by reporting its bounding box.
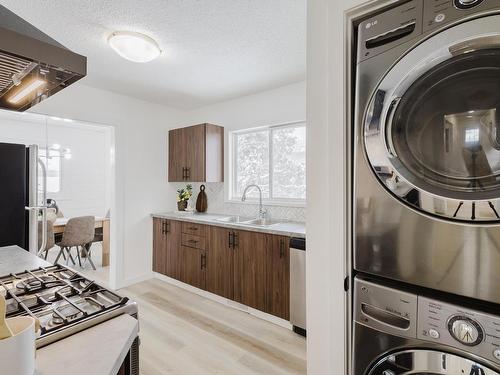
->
[152,211,306,238]
[36,314,138,375]
[0,246,139,375]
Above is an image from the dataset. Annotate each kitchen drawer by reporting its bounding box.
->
[182,222,206,236]
[181,233,206,250]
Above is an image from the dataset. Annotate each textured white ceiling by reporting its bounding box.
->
[0,0,306,109]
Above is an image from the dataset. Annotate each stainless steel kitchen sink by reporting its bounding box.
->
[215,216,281,227]
[215,216,252,223]
[241,218,281,226]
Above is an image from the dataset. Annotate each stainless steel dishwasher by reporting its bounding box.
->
[290,237,306,336]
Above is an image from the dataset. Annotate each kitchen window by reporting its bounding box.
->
[231,122,306,204]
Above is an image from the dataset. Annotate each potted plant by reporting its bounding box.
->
[176,184,193,211]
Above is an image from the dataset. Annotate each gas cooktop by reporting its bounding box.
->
[0,264,138,347]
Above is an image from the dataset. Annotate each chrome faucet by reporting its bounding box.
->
[241,184,267,219]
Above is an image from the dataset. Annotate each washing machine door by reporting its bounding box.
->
[364,13,500,223]
[368,349,499,375]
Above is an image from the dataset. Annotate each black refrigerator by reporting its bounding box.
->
[0,142,46,252]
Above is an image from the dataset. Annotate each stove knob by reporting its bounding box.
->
[448,316,483,346]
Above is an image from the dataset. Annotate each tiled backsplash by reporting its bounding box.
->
[173,182,306,222]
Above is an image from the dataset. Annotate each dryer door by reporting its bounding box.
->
[368,349,499,374]
[364,14,500,223]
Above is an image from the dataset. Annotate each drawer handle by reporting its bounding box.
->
[188,226,198,230]
[187,239,199,244]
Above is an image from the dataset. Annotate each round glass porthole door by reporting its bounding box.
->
[363,17,500,222]
[367,349,499,375]
[391,49,500,200]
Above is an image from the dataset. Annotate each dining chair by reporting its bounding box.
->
[54,216,96,269]
[38,221,55,260]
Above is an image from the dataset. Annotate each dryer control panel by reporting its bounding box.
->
[423,0,500,33]
[357,0,500,63]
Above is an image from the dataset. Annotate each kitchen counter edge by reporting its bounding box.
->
[151,212,305,238]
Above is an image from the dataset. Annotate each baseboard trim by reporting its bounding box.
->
[153,272,293,330]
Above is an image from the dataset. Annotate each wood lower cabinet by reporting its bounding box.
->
[152,218,181,279]
[165,221,182,279]
[154,218,291,320]
[180,246,206,290]
[207,226,234,299]
[152,218,167,274]
[266,235,290,320]
[233,230,268,312]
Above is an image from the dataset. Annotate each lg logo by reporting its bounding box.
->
[365,20,378,29]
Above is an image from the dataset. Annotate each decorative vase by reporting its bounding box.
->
[177,201,187,211]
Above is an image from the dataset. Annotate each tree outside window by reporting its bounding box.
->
[232,122,306,203]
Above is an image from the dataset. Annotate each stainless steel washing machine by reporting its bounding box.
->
[354,0,500,304]
[353,276,500,374]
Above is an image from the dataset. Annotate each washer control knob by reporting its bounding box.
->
[448,316,483,346]
[429,329,440,339]
[454,0,483,9]
[494,348,500,361]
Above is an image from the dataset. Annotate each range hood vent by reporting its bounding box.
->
[0,5,87,111]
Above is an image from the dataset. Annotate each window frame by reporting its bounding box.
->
[229,121,306,206]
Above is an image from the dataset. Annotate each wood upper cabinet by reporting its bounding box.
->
[266,235,290,320]
[207,226,234,299]
[152,218,181,279]
[233,230,268,312]
[168,123,224,182]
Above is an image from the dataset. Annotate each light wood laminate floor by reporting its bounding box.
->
[121,279,307,375]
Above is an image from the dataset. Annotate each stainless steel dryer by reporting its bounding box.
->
[354,0,500,304]
[353,276,500,374]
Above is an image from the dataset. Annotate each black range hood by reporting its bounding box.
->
[0,5,87,111]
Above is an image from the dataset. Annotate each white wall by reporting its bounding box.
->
[31,83,185,288]
[186,81,306,221]
[307,0,388,374]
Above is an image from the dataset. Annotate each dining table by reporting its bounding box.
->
[52,217,110,267]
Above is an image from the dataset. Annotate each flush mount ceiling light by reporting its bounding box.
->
[107,31,161,63]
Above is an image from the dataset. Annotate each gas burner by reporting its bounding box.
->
[16,275,62,291]
[52,303,82,325]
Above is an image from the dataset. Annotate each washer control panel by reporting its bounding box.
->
[354,277,500,365]
[418,297,500,364]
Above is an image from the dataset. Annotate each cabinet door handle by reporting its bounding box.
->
[228,232,233,248]
[166,221,170,233]
[161,221,166,234]
[279,239,284,258]
[233,232,239,248]
[201,253,206,269]
[186,167,191,179]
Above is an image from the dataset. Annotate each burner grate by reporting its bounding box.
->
[0,265,129,336]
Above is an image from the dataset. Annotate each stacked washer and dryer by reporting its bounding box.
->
[353,0,500,374]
